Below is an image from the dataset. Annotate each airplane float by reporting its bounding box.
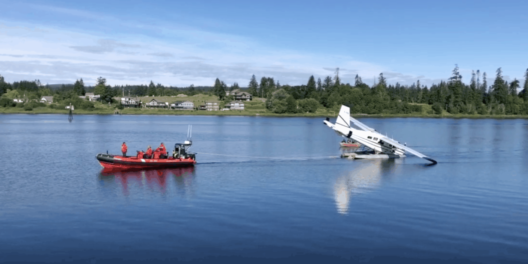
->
[324,105,437,165]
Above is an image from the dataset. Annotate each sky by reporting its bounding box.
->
[0,0,527,87]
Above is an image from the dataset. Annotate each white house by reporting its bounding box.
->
[205,102,219,111]
[146,99,168,108]
[171,101,194,110]
[228,101,245,110]
[40,96,53,104]
[13,99,23,103]
[84,93,100,102]
[121,97,141,108]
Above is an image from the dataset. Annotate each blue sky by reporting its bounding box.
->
[0,0,527,86]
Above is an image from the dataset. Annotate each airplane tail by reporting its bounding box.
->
[336,105,350,128]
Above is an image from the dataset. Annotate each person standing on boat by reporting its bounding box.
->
[145,146,153,159]
[121,142,128,157]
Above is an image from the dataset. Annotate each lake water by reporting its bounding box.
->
[1,114,527,264]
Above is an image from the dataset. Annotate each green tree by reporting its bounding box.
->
[354,74,362,87]
[298,98,319,113]
[316,78,322,91]
[148,81,156,96]
[94,77,106,95]
[73,79,85,95]
[491,68,508,105]
[322,76,333,91]
[306,75,316,98]
[231,82,240,91]
[258,77,267,97]
[333,68,340,87]
[509,79,520,96]
[213,78,226,100]
[248,75,258,96]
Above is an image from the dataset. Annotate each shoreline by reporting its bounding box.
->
[2,108,528,119]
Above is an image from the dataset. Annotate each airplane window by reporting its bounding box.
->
[374,137,378,141]
[368,136,372,139]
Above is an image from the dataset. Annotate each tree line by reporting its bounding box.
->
[1,65,528,115]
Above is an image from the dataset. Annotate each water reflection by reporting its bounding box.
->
[334,159,400,214]
[98,167,195,196]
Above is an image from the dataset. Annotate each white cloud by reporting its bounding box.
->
[0,5,420,87]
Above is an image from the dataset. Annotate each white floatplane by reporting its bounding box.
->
[324,105,437,165]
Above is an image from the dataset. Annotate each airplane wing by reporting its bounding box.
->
[380,136,437,165]
[349,116,375,132]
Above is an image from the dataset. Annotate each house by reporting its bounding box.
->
[40,96,53,104]
[121,97,141,108]
[13,99,23,103]
[171,101,194,110]
[205,102,219,111]
[84,93,100,102]
[235,92,252,101]
[228,101,245,110]
[65,105,74,110]
[146,99,168,108]
[226,89,252,101]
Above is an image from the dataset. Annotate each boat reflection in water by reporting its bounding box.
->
[334,159,400,214]
[98,167,195,196]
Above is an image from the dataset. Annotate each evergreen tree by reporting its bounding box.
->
[79,78,85,95]
[148,81,156,96]
[322,76,333,91]
[509,79,520,96]
[259,77,268,98]
[492,68,508,104]
[306,75,316,97]
[73,79,86,96]
[94,77,106,95]
[188,84,195,95]
[333,68,340,87]
[267,77,275,97]
[317,78,322,91]
[231,82,240,91]
[354,74,363,86]
[248,75,258,96]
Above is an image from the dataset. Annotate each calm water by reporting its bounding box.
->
[1,114,527,263]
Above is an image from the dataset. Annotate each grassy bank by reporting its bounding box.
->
[2,106,528,119]
[2,96,528,119]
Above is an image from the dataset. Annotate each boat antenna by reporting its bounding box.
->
[187,125,192,142]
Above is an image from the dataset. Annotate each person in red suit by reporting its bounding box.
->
[121,142,128,157]
[145,146,153,159]
[158,143,167,158]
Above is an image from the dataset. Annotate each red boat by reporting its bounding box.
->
[340,139,360,148]
[96,142,196,170]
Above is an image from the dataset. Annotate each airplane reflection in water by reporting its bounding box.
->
[98,167,195,196]
[334,159,401,215]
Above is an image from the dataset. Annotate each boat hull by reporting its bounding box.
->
[96,153,196,170]
[340,142,360,148]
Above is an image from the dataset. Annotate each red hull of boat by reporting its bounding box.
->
[97,153,196,170]
[340,143,360,147]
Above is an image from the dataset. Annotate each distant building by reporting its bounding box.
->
[226,89,252,101]
[171,101,194,110]
[227,101,245,110]
[84,93,100,102]
[146,99,168,108]
[40,96,53,104]
[205,102,219,111]
[13,99,23,103]
[121,97,141,108]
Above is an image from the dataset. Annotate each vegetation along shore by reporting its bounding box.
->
[1,65,528,118]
